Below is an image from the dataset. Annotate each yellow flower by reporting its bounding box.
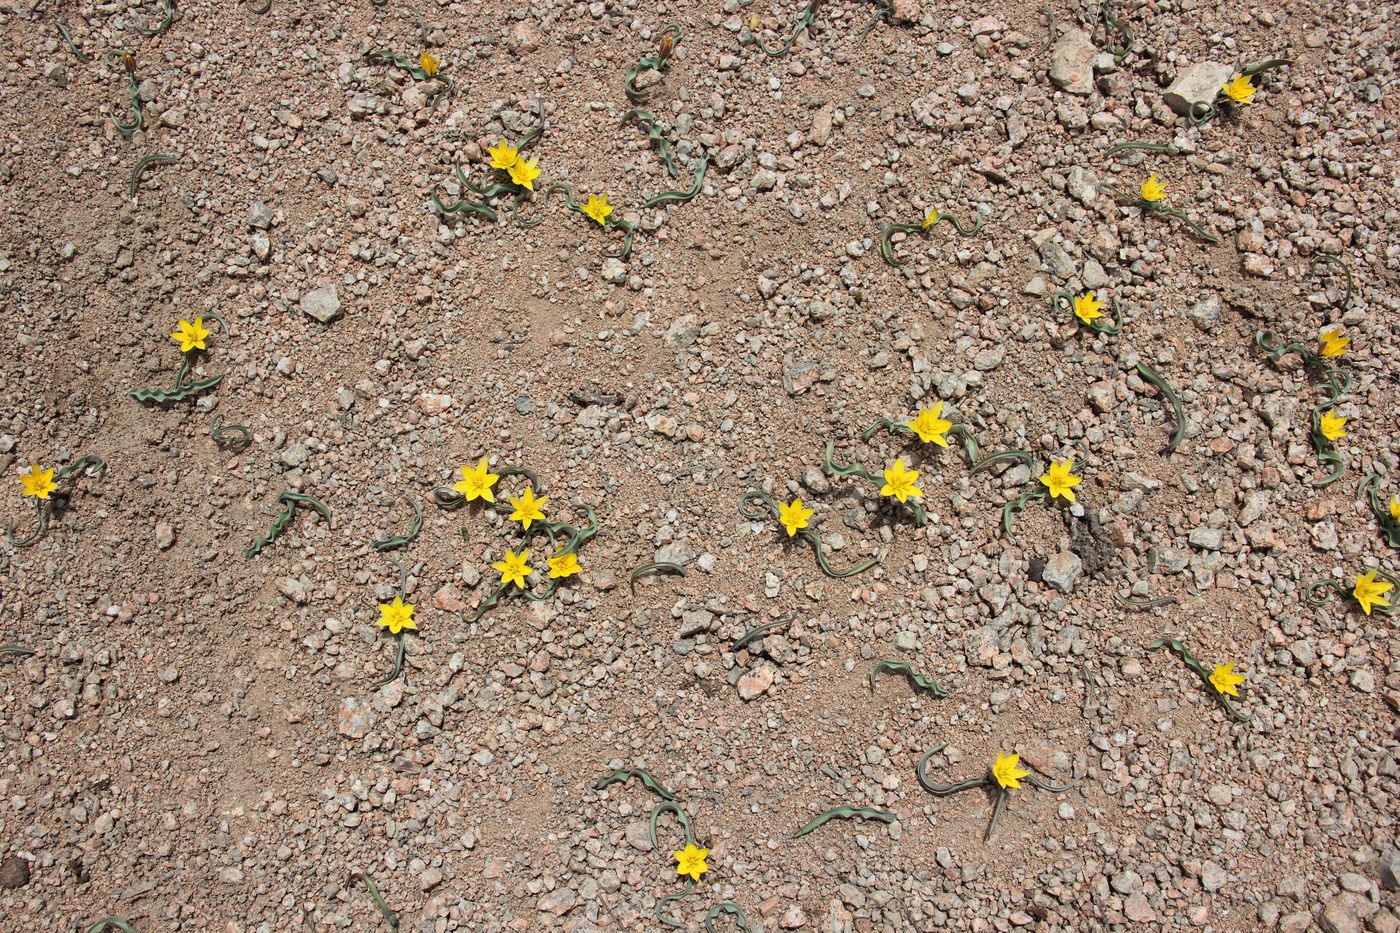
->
[921,209,940,230]
[488,140,520,170]
[377,596,416,635]
[778,498,814,537]
[19,465,57,500]
[170,317,209,353]
[1222,73,1256,105]
[1208,662,1246,697]
[419,51,439,77]
[1319,329,1349,358]
[880,460,923,503]
[1072,292,1103,325]
[747,12,761,29]
[1352,570,1392,616]
[1140,174,1167,203]
[452,457,499,503]
[1390,498,1400,522]
[991,752,1030,790]
[507,487,548,530]
[493,548,534,589]
[1039,459,1082,502]
[908,403,953,446]
[1318,409,1347,441]
[581,194,613,225]
[674,842,709,882]
[508,156,541,190]
[548,551,580,579]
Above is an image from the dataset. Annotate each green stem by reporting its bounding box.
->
[128,153,179,198]
[1135,362,1186,453]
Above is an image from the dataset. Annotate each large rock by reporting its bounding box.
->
[1049,30,1096,95]
[300,284,341,323]
[1164,62,1234,116]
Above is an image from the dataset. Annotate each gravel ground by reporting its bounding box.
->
[1,0,1398,930]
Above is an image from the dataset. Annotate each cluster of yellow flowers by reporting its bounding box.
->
[487,140,541,191]
[451,458,581,584]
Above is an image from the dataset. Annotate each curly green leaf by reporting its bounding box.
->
[869,660,949,698]
[593,767,678,801]
[630,562,686,591]
[372,494,423,552]
[246,492,332,559]
[1134,362,1186,454]
[358,872,399,931]
[794,805,897,838]
[128,153,179,198]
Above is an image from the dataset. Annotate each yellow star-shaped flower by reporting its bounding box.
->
[908,403,953,446]
[1222,74,1256,105]
[507,487,548,530]
[452,457,499,503]
[991,752,1030,790]
[1208,662,1246,697]
[170,317,210,353]
[1039,459,1082,502]
[377,596,416,635]
[548,551,581,579]
[1073,292,1103,325]
[508,156,541,190]
[777,498,814,537]
[1140,174,1167,203]
[880,460,922,503]
[19,465,57,500]
[921,209,940,230]
[488,140,520,170]
[419,51,439,77]
[1390,498,1400,522]
[674,843,709,882]
[580,194,613,225]
[1352,570,1392,616]
[1319,329,1349,359]
[1318,409,1347,442]
[494,549,534,589]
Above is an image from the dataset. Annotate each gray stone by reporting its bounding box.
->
[1082,259,1108,288]
[300,285,341,323]
[1381,850,1400,892]
[280,443,310,468]
[1049,30,1097,95]
[1164,62,1235,117]
[601,257,627,284]
[1038,239,1075,279]
[1067,167,1098,205]
[337,697,374,739]
[248,202,274,229]
[1188,294,1221,331]
[1041,551,1082,592]
[1189,527,1223,550]
[1200,861,1227,892]
[665,314,700,349]
[1319,892,1375,933]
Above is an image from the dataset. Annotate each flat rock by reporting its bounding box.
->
[1164,62,1234,116]
[337,696,374,739]
[300,285,341,323]
[738,664,775,700]
[1041,551,1082,592]
[0,855,29,889]
[1049,30,1097,95]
